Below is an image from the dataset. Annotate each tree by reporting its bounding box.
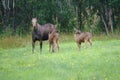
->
[0,0,120,36]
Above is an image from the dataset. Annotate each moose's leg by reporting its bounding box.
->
[49,42,52,52]
[53,40,57,52]
[32,40,35,54]
[52,43,55,53]
[84,40,87,48]
[40,41,42,54]
[77,42,81,51]
[88,39,92,47]
[57,40,59,51]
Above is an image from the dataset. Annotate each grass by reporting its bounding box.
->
[0,35,31,49]
[0,35,120,80]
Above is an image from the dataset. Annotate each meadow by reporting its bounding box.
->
[0,34,120,80]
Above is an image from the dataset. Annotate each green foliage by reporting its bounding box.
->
[0,0,120,36]
[0,39,120,80]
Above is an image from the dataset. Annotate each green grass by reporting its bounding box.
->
[0,36,120,80]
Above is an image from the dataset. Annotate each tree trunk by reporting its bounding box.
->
[99,3,109,36]
[2,0,7,28]
[12,0,15,31]
[108,8,114,35]
[2,0,10,30]
[78,2,82,30]
[75,5,79,28]
[101,14,109,36]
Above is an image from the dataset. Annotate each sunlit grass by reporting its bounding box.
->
[0,37,120,80]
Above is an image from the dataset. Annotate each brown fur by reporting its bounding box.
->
[31,18,56,53]
[74,28,92,50]
[48,30,59,53]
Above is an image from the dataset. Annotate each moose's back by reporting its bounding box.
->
[33,23,56,41]
[78,32,91,41]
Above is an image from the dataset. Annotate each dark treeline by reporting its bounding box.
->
[0,0,120,36]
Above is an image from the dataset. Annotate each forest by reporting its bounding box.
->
[0,0,120,36]
[0,1,120,80]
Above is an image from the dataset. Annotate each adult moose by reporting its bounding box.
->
[31,18,56,54]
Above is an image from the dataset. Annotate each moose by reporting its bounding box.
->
[48,30,59,53]
[31,18,56,53]
[74,28,92,50]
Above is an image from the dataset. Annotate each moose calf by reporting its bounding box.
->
[74,28,92,50]
[48,30,59,53]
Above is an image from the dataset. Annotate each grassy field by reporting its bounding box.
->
[0,35,120,80]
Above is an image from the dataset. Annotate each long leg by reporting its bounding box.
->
[88,39,92,47]
[32,40,35,54]
[49,42,52,52]
[53,39,57,52]
[84,40,87,48]
[40,41,42,54]
[57,40,59,51]
[52,43,54,53]
[77,42,81,51]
